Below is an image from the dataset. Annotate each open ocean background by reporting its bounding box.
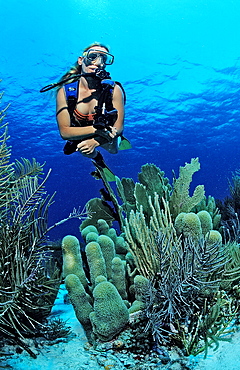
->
[1,0,240,241]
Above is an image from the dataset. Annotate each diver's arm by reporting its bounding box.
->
[56,88,97,140]
[112,84,125,135]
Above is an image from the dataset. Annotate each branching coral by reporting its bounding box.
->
[217,170,240,242]
[182,291,237,357]
[229,170,240,214]
[0,157,60,343]
[78,157,240,357]
[143,233,238,356]
[38,317,72,341]
[0,98,87,355]
[124,195,177,277]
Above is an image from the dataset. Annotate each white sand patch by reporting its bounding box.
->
[2,285,240,370]
[2,286,103,370]
[192,330,240,370]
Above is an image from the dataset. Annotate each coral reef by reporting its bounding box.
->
[70,157,240,360]
[85,241,107,287]
[63,219,134,343]
[194,195,221,230]
[0,122,61,350]
[169,157,205,219]
[217,170,240,242]
[61,217,158,344]
[174,210,220,245]
[175,212,202,242]
[197,210,213,235]
[97,234,116,279]
[0,97,87,357]
[90,280,129,341]
[37,317,72,341]
[62,235,88,288]
[65,274,93,342]
[111,257,128,299]
[205,229,222,246]
[80,198,116,230]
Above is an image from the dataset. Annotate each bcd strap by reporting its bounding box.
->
[64,80,79,117]
[63,79,126,119]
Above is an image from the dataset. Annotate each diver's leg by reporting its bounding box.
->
[80,149,109,166]
[92,137,121,181]
[79,149,115,181]
[92,152,116,181]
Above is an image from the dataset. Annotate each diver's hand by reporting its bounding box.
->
[76,139,100,154]
[109,126,118,138]
[95,127,118,141]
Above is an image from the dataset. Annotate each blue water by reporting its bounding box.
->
[1,0,240,240]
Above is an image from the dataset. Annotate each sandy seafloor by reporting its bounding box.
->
[2,286,240,370]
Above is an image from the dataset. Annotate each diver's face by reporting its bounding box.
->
[79,46,109,74]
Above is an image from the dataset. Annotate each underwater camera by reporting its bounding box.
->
[93,108,118,130]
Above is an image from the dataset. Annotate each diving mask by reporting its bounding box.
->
[83,49,114,65]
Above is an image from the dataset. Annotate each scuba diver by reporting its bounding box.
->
[41,42,129,181]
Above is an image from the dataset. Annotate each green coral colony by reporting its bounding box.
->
[1,95,240,363]
[62,157,240,358]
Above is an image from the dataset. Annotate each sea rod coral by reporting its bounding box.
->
[0,97,86,357]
